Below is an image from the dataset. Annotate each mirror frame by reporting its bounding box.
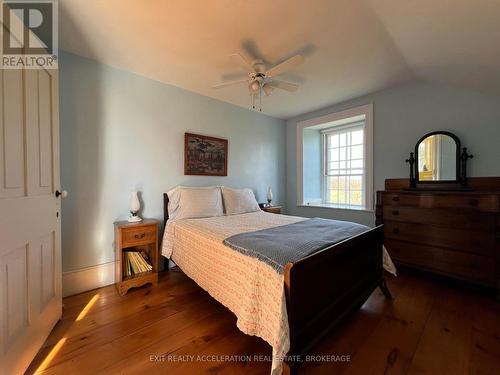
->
[414,131,461,185]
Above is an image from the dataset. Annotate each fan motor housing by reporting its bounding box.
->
[252,59,266,73]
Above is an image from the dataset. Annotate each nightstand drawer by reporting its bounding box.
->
[122,225,156,247]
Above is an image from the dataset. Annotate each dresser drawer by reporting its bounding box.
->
[384,221,494,256]
[382,206,495,230]
[385,239,495,286]
[382,193,498,211]
[122,225,156,247]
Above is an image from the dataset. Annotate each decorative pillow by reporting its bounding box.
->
[167,186,223,220]
[221,187,261,215]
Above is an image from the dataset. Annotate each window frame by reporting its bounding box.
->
[296,104,374,211]
[321,122,366,209]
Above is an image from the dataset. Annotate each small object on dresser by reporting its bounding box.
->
[261,205,282,214]
[114,219,159,296]
[128,191,142,222]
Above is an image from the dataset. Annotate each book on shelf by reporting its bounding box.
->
[124,251,153,277]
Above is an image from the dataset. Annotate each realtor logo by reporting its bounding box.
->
[1,0,58,69]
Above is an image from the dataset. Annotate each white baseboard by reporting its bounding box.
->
[62,261,115,297]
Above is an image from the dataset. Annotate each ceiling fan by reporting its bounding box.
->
[212,53,304,111]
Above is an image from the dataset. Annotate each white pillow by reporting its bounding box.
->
[166,186,182,219]
[167,186,223,220]
[166,185,217,215]
[221,187,261,215]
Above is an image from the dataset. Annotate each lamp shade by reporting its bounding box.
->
[267,186,273,203]
[130,191,140,213]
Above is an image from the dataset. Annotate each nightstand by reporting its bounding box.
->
[114,219,159,296]
[261,205,282,214]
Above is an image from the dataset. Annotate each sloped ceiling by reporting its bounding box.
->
[59,0,500,119]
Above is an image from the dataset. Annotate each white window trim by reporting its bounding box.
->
[296,103,374,211]
[321,123,366,209]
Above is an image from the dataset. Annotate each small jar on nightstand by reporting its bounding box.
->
[261,205,282,214]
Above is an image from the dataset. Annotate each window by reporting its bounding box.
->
[322,124,365,208]
[297,104,373,211]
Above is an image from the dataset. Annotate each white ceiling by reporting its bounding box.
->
[59,0,500,119]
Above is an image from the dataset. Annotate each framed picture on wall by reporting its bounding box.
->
[184,133,228,176]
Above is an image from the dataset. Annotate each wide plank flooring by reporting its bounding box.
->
[27,268,500,374]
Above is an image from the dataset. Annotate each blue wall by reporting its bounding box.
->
[59,52,500,273]
[286,81,500,226]
[302,128,322,202]
[60,51,286,272]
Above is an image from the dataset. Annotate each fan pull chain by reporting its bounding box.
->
[259,85,262,112]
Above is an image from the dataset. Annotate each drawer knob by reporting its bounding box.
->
[134,233,146,239]
[392,196,400,202]
[393,228,400,234]
[392,210,399,216]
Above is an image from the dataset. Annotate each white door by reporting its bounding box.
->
[0,68,61,375]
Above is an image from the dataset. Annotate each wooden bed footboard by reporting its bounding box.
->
[162,193,388,373]
[283,225,387,372]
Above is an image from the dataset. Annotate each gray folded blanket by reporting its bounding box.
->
[223,217,369,274]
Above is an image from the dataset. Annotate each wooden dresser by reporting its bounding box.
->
[376,178,500,296]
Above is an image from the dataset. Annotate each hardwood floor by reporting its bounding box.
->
[27,268,500,375]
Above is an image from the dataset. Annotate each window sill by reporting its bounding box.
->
[297,203,375,213]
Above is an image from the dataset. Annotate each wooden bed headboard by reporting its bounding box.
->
[163,193,169,224]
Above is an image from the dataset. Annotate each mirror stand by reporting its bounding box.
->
[460,147,474,186]
[405,131,473,190]
[405,152,416,188]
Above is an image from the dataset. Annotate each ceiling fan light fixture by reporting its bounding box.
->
[213,52,304,111]
[262,84,274,96]
[249,80,260,92]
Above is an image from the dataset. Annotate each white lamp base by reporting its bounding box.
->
[127,216,142,223]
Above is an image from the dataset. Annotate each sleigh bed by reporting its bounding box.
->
[162,191,393,374]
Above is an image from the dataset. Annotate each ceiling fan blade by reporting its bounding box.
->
[262,83,274,96]
[212,79,248,89]
[268,79,299,92]
[265,54,304,77]
[230,53,254,72]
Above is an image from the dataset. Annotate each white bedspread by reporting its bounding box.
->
[161,211,395,374]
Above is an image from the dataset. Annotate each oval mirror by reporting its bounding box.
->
[415,132,459,182]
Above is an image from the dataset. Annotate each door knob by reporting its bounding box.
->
[55,190,68,198]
